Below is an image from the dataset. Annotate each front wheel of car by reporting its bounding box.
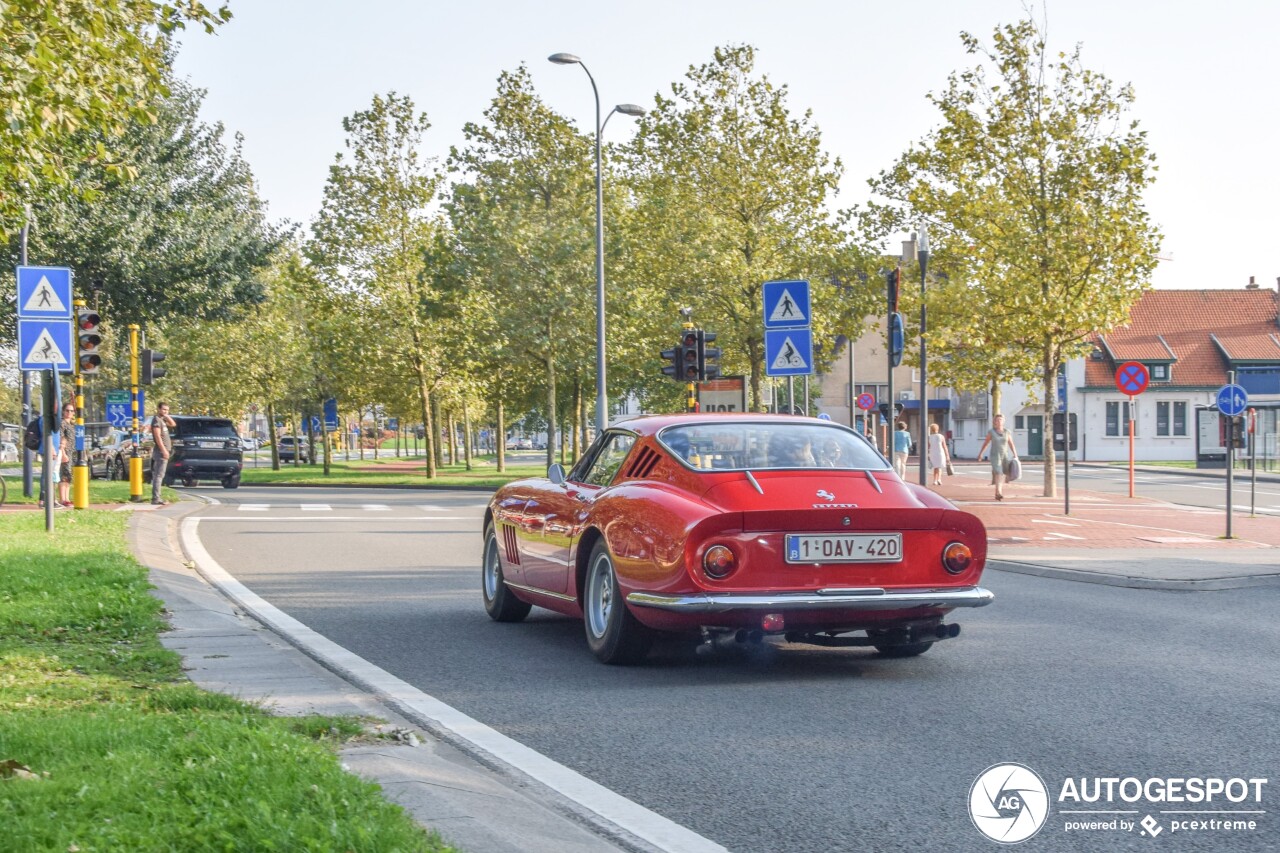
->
[111,458,125,481]
[583,540,653,665]
[874,641,933,658]
[482,524,531,622]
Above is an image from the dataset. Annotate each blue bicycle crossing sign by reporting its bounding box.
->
[1216,384,1247,417]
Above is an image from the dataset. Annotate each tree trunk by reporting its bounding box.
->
[292,414,300,467]
[748,337,765,411]
[432,396,443,469]
[545,342,557,470]
[1042,343,1058,498]
[990,380,1003,423]
[572,378,582,463]
[358,407,365,462]
[407,329,437,478]
[462,399,473,471]
[448,411,458,467]
[267,402,279,470]
[321,408,331,476]
[496,393,506,474]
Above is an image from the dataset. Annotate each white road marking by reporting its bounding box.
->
[300,504,330,511]
[180,518,726,853]
[239,504,270,511]
[1031,518,1080,527]
[1042,532,1085,540]
[362,504,391,511]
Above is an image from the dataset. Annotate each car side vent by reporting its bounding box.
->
[626,446,662,479]
[502,524,520,565]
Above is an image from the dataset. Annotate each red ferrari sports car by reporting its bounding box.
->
[483,414,993,664]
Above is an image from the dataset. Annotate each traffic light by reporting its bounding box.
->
[661,343,681,379]
[888,312,904,368]
[886,268,900,314]
[697,329,722,381]
[141,348,166,384]
[680,330,699,382]
[1052,412,1078,452]
[76,308,103,375]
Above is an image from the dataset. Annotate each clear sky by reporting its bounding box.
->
[174,0,1279,292]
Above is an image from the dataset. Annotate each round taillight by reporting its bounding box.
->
[703,544,737,578]
[942,541,972,574]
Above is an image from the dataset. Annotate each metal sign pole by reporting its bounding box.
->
[1128,395,1135,499]
[1225,371,1235,539]
[20,215,33,497]
[1249,408,1257,517]
[1064,410,1071,516]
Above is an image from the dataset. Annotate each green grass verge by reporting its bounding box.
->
[1,478,181,506]
[1104,460,1198,469]
[0,511,451,852]
[240,456,549,489]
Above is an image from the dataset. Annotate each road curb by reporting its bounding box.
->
[988,558,1280,591]
[235,480,500,492]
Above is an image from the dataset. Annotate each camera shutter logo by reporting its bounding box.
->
[969,763,1050,844]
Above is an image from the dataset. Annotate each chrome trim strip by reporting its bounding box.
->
[506,581,578,602]
[626,586,994,612]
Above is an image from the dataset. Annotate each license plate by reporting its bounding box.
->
[199,441,222,448]
[785,533,902,564]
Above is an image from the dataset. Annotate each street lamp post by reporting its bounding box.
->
[548,52,645,434]
[917,224,930,486]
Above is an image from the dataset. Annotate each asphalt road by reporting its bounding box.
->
[187,485,1279,852]
[991,461,1280,515]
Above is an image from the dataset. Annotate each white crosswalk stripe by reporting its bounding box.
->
[239,504,270,511]
[362,504,391,511]
[300,504,330,511]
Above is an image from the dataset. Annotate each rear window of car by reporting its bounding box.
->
[173,418,238,438]
[657,423,888,471]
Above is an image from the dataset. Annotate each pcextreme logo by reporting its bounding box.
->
[969,763,1050,844]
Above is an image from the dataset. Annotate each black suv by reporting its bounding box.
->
[165,416,243,488]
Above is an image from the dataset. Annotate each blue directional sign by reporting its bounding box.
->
[18,318,73,371]
[16,266,73,319]
[764,327,813,377]
[763,280,810,328]
[323,398,340,430]
[1217,384,1248,417]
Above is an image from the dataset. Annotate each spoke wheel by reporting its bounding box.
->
[481,524,530,622]
[583,540,653,665]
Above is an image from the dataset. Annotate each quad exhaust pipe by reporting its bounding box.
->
[785,622,961,648]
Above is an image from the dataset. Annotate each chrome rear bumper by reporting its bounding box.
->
[626,586,994,613]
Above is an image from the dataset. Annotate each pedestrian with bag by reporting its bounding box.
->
[149,402,177,505]
[977,413,1018,501]
[927,422,951,486]
[892,421,911,478]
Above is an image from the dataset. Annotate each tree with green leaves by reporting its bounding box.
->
[309,92,445,477]
[0,1,230,236]
[447,66,596,465]
[866,19,1160,496]
[621,45,864,411]
[2,71,278,348]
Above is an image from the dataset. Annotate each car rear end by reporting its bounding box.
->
[169,417,243,485]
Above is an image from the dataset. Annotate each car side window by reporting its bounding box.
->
[581,433,636,487]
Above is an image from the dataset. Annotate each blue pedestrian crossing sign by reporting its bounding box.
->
[765,327,813,377]
[16,266,73,319]
[18,319,73,371]
[1216,384,1248,417]
[763,280,810,328]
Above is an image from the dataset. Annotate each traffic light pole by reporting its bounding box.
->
[72,299,89,509]
[129,325,144,502]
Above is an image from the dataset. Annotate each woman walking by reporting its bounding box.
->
[927,423,950,486]
[977,413,1017,500]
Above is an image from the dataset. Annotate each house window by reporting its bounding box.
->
[1156,401,1188,436]
[1157,399,1192,435]
[1014,416,1025,429]
[1150,364,1168,381]
[1106,401,1134,437]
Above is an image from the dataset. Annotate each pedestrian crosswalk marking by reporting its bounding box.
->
[769,336,809,370]
[239,504,269,511]
[363,504,391,511]
[22,275,68,314]
[23,327,68,366]
[300,504,331,511]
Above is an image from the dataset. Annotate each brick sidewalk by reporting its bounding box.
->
[926,469,1280,550]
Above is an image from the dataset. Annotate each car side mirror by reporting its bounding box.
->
[547,463,566,485]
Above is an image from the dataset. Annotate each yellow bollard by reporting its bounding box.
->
[130,455,144,502]
[72,462,89,508]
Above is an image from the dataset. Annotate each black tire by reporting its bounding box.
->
[111,457,125,481]
[583,539,653,665]
[874,641,934,658]
[482,524,531,622]
[221,474,241,489]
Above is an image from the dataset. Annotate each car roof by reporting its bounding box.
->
[611,413,852,437]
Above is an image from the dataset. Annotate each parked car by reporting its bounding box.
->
[0,440,17,464]
[505,437,533,451]
[483,414,993,665]
[88,430,154,480]
[165,416,243,488]
[239,436,261,452]
[276,435,313,463]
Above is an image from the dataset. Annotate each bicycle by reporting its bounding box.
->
[0,472,7,507]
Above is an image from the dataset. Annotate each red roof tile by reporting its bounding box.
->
[1085,288,1280,387]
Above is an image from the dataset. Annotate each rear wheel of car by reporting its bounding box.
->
[482,524,531,622]
[221,473,240,489]
[111,458,126,481]
[874,641,933,658]
[584,540,653,665]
